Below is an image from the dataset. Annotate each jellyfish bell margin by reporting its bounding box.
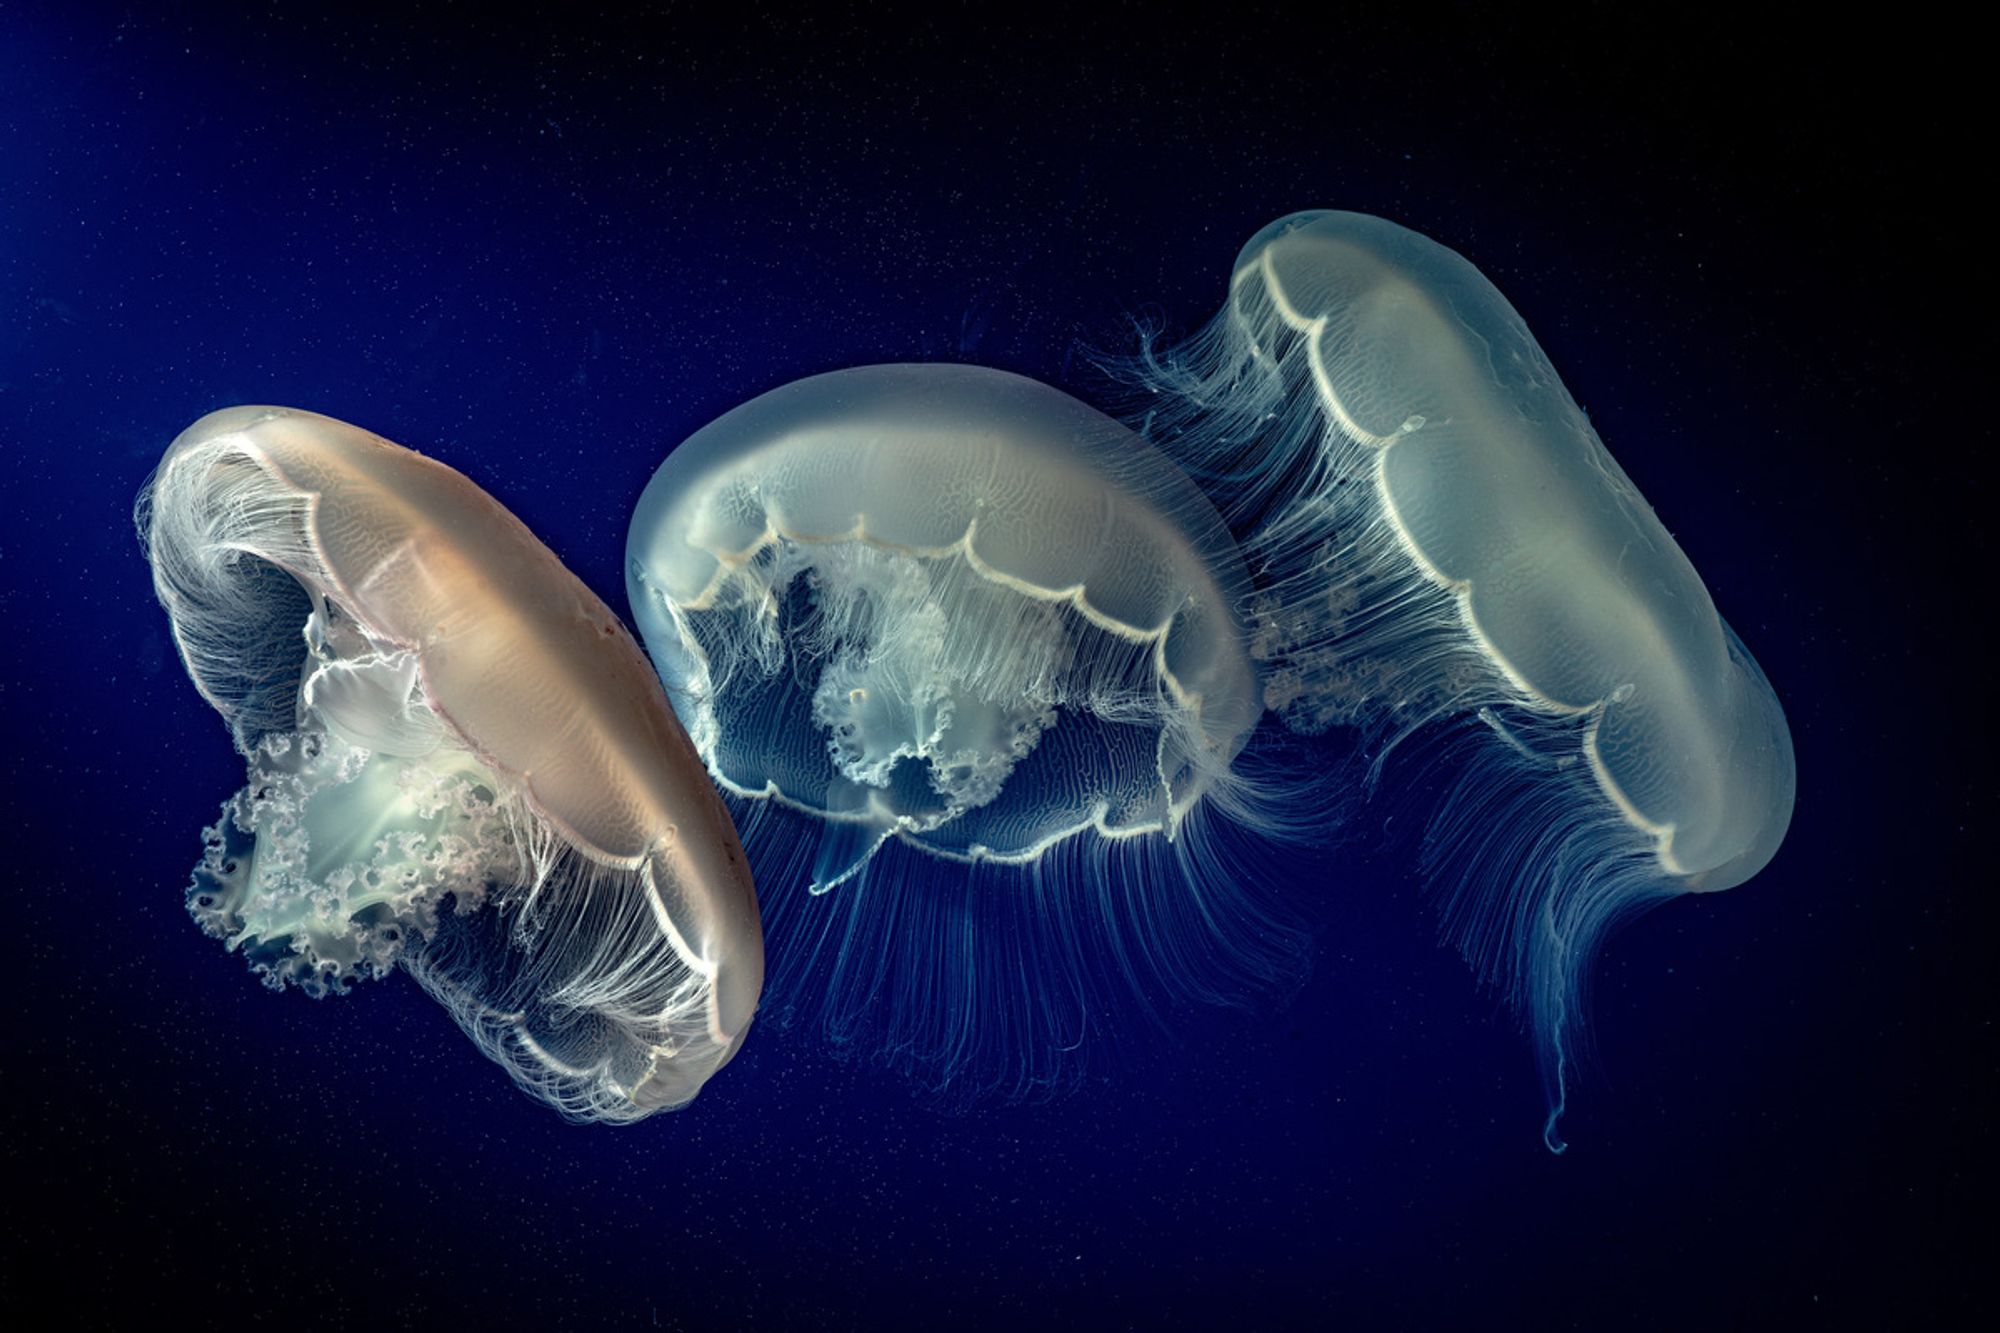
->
[626,363,1318,1101]
[1123,210,1797,1151]
[138,405,764,1122]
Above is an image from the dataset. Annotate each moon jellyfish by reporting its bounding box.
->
[138,407,763,1121]
[1127,210,1796,1149]
[626,364,1307,1095]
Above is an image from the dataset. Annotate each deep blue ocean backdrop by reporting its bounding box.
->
[2,5,1982,1327]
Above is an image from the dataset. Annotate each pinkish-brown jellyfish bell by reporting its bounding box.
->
[138,406,763,1121]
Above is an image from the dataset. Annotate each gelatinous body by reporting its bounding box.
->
[140,407,762,1120]
[627,364,1304,1094]
[1129,211,1795,1148]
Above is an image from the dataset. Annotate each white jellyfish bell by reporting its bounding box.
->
[1124,210,1796,1149]
[626,364,1313,1096]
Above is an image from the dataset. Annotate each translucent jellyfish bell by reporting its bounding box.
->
[627,364,1304,1094]
[139,407,763,1121]
[1129,211,1796,1148]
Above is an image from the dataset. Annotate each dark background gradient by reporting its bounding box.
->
[2,4,1983,1327]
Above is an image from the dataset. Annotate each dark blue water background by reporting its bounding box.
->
[2,6,1981,1326]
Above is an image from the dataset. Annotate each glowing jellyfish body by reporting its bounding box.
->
[626,364,1303,1093]
[1132,210,1795,1148]
[140,407,762,1121]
